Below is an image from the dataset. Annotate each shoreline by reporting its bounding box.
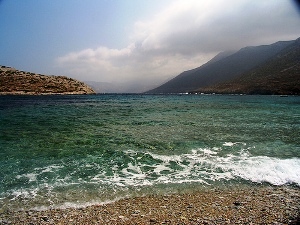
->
[1,185,299,224]
[0,91,95,95]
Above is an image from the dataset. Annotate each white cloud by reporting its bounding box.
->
[56,0,300,93]
[133,0,300,53]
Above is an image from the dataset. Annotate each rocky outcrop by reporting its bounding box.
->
[0,66,96,95]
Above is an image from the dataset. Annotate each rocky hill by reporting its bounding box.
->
[0,66,96,95]
[195,38,300,95]
[146,39,296,94]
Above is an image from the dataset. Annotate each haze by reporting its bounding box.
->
[1,0,300,92]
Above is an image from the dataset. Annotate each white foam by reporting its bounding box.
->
[40,165,63,173]
[30,196,129,211]
[12,148,300,192]
[122,163,144,179]
[148,153,182,162]
[153,164,172,174]
[111,148,300,187]
[16,164,64,183]
[223,142,246,147]
[16,173,38,182]
[223,142,235,146]
[199,148,218,155]
[224,156,300,185]
[5,146,300,211]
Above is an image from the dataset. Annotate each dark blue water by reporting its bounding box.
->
[0,94,299,210]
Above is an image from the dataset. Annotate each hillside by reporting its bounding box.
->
[0,66,96,95]
[146,39,295,94]
[195,38,300,95]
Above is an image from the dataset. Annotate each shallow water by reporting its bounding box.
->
[0,94,299,210]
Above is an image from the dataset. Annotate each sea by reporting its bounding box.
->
[0,94,299,211]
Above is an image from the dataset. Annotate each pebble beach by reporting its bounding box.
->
[1,95,300,225]
[1,185,299,225]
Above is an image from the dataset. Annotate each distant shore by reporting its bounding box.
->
[1,185,299,224]
[0,65,96,95]
[0,91,95,95]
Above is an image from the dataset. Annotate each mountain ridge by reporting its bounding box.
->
[195,38,300,95]
[146,39,297,94]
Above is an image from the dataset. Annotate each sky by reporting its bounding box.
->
[1,0,300,92]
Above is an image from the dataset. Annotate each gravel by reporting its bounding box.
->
[1,185,299,224]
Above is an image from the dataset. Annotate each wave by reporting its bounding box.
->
[2,142,300,210]
[118,145,300,186]
[14,143,300,189]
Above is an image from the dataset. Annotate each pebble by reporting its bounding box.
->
[150,218,157,223]
[0,186,299,225]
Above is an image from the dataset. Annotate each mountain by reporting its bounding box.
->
[85,81,123,93]
[195,38,300,95]
[0,66,96,95]
[146,39,295,94]
[85,80,160,93]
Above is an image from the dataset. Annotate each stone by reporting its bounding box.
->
[233,201,242,206]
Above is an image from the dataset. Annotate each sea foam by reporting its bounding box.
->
[108,145,300,187]
[4,143,300,211]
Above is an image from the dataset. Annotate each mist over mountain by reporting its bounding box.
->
[196,38,300,95]
[85,81,159,94]
[146,39,297,94]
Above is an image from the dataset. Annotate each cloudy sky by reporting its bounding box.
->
[1,0,300,92]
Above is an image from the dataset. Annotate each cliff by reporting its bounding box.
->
[0,66,96,95]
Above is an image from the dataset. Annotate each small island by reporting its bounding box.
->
[0,65,96,95]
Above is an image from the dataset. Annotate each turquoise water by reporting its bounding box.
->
[0,94,299,210]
